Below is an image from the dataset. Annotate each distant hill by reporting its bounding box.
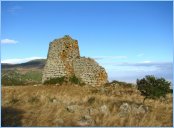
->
[1,59,46,85]
[1,59,46,70]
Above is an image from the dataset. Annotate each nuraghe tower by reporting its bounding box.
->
[42,35,108,86]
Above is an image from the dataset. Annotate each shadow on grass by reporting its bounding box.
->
[1,106,25,127]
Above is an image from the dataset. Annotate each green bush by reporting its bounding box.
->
[43,75,84,86]
[169,89,173,93]
[43,76,66,85]
[69,75,81,84]
[70,75,85,86]
[137,75,171,103]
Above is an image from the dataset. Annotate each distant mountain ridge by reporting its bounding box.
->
[1,59,46,69]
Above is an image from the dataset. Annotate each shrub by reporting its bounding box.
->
[169,89,173,93]
[69,75,81,84]
[43,76,66,85]
[64,35,70,39]
[137,75,171,103]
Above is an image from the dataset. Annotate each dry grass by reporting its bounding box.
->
[1,84,173,127]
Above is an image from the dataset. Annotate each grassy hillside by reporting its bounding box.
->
[1,70,42,85]
[1,59,46,70]
[1,84,172,127]
[1,59,45,85]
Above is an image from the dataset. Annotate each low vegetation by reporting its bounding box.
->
[2,78,173,127]
[43,75,85,86]
[2,70,84,86]
[69,75,81,84]
[43,76,66,85]
[2,70,42,85]
[137,75,171,103]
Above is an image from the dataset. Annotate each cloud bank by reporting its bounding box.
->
[93,55,127,60]
[101,61,173,83]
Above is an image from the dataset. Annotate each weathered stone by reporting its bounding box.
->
[100,105,109,115]
[54,118,64,125]
[118,103,131,117]
[83,115,92,120]
[137,105,148,114]
[131,103,139,113]
[77,115,94,126]
[66,105,79,113]
[88,108,99,115]
[118,102,148,117]
[52,98,57,103]
[42,35,108,86]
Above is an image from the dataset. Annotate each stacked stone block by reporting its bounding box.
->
[73,57,108,86]
[42,35,108,86]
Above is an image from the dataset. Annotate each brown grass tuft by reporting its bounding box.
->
[1,84,173,126]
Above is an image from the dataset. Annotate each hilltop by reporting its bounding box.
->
[1,59,46,70]
[1,59,46,85]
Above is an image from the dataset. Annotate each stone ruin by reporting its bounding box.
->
[42,35,108,86]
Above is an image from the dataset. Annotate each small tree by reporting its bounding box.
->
[137,75,171,103]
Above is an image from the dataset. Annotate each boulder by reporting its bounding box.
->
[66,105,79,113]
[77,115,94,126]
[118,102,148,117]
[100,105,109,115]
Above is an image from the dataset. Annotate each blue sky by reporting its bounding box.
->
[1,1,173,83]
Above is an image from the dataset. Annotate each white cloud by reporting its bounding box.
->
[93,55,127,60]
[1,39,18,44]
[1,57,46,64]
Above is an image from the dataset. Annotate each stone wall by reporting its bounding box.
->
[42,35,108,86]
[73,57,108,86]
